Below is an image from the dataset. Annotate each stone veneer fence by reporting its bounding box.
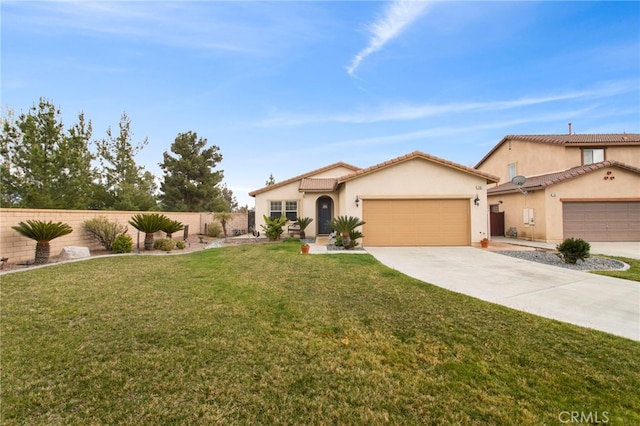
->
[0,208,248,265]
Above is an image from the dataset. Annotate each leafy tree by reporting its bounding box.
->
[96,113,157,211]
[58,112,99,209]
[0,108,20,207]
[215,211,231,238]
[159,131,224,212]
[207,183,238,212]
[12,220,73,264]
[0,99,97,209]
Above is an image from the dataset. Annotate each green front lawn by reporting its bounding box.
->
[2,241,639,425]
[592,255,640,282]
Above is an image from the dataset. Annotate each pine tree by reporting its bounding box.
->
[96,113,157,211]
[0,99,97,209]
[159,131,224,212]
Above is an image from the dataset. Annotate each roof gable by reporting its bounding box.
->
[487,160,640,195]
[249,162,360,196]
[476,133,640,168]
[338,151,499,184]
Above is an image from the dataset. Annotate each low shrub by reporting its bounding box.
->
[84,216,127,251]
[111,234,133,253]
[207,223,222,237]
[154,238,176,252]
[556,238,591,264]
[175,240,186,250]
[261,215,288,241]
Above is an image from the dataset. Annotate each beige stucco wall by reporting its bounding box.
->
[605,146,640,168]
[345,158,490,243]
[489,190,546,241]
[489,165,640,242]
[479,140,570,183]
[0,209,248,264]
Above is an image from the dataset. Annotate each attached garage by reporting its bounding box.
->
[363,199,471,246]
[563,201,640,241]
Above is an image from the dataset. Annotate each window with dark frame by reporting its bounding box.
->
[269,201,282,219]
[285,201,298,221]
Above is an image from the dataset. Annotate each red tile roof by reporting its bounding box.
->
[299,178,339,192]
[487,161,640,195]
[476,133,640,168]
[248,162,360,196]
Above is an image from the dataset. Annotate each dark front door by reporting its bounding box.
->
[490,211,505,236]
[317,196,333,234]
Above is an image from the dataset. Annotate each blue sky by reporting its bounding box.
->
[2,1,639,208]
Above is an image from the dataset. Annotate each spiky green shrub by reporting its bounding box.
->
[12,220,73,264]
[162,219,184,239]
[111,234,133,253]
[154,238,176,252]
[329,216,365,249]
[84,216,127,251]
[129,213,171,250]
[556,238,591,264]
[295,217,313,239]
[261,215,288,241]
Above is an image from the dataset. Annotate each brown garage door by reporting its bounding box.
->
[563,201,640,241]
[363,199,470,246]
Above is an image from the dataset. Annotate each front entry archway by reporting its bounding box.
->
[316,196,334,235]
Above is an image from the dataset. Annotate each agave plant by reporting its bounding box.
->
[329,215,365,249]
[12,220,73,264]
[295,217,313,239]
[129,213,171,250]
[162,219,184,239]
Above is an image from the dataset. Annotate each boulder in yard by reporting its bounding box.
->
[59,246,91,260]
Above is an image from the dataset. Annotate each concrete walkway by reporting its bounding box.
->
[364,246,640,341]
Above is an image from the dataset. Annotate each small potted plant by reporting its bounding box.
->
[480,232,489,248]
[301,242,310,254]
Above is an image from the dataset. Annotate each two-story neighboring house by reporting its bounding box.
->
[475,132,640,242]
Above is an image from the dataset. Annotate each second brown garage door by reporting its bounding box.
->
[363,199,470,246]
[563,201,640,241]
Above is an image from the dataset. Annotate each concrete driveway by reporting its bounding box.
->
[365,246,640,341]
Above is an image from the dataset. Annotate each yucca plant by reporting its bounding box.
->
[295,217,313,239]
[129,213,171,250]
[12,220,73,264]
[329,215,365,249]
[162,219,184,239]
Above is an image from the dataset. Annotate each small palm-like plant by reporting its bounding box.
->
[295,217,313,239]
[261,215,288,241]
[129,213,171,250]
[12,220,73,264]
[329,215,365,249]
[162,219,184,239]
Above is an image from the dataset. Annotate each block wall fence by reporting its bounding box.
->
[0,208,248,264]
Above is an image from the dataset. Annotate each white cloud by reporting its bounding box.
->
[258,80,640,127]
[346,0,430,76]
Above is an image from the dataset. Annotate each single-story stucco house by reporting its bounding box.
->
[249,151,499,246]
